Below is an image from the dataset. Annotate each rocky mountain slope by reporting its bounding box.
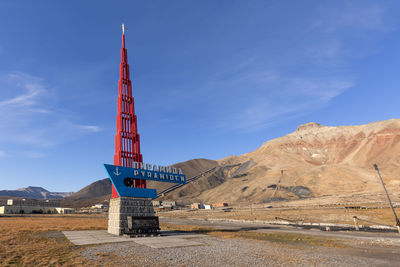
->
[161,119,400,204]
[65,178,112,201]
[62,158,218,203]
[0,186,73,199]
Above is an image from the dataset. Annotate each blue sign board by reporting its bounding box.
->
[104,164,186,199]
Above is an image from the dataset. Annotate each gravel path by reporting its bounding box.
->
[81,235,398,266]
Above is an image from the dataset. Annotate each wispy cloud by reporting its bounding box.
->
[215,72,354,132]
[0,72,101,157]
[0,73,50,114]
[0,150,5,157]
[319,3,386,32]
[194,2,389,133]
[0,73,45,107]
[110,3,391,136]
[20,150,46,159]
[67,122,102,133]
[308,2,392,66]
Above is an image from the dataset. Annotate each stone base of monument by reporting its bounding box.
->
[123,216,160,237]
[108,197,158,236]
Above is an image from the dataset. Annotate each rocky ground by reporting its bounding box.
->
[81,234,400,267]
[80,215,400,267]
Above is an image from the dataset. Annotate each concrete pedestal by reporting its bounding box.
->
[108,197,155,236]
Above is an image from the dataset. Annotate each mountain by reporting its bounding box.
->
[0,186,73,199]
[62,119,400,205]
[65,178,112,201]
[64,158,218,203]
[160,119,400,204]
[147,158,218,193]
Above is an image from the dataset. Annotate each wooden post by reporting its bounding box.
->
[353,216,360,231]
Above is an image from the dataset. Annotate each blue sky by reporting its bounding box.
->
[0,1,399,192]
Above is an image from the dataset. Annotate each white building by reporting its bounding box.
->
[161,201,176,207]
[0,199,74,214]
[91,204,107,209]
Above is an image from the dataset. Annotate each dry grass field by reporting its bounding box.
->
[0,212,351,266]
[159,206,400,227]
[1,206,398,266]
[0,215,107,266]
[159,222,349,248]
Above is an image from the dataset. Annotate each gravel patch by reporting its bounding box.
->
[81,235,395,266]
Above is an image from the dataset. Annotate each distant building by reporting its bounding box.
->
[190,203,213,210]
[161,201,176,207]
[190,203,205,209]
[212,203,228,208]
[152,201,161,207]
[55,208,75,214]
[91,204,107,209]
[152,201,177,211]
[0,199,75,214]
[190,203,200,209]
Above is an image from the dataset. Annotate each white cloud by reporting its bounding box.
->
[289,78,353,101]
[225,74,354,132]
[76,125,102,133]
[199,3,391,133]
[67,122,102,133]
[0,73,45,107]
[302,3,393,68]
[327,4,385,31]
[20,151,46,159]
[237,71,279,84]
[0,150,5,157]
[309,3,387,35]
[0,72,102,156]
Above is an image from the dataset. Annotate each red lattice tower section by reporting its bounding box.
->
[112,31,146,198]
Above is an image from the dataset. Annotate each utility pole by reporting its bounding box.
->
[278,169,283,191]
[373,164,400,232]
[271,170,283,198]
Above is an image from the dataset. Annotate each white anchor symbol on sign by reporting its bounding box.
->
[114,167,121,176]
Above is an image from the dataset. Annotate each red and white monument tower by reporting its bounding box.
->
[112,24,146,198]
[107,24,186,236]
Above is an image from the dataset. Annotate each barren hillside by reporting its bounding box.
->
[160,119,400,204]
